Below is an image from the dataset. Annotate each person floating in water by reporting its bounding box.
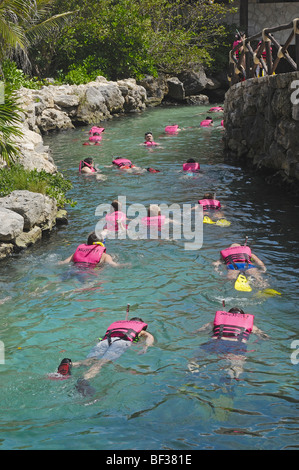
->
[164,124,181,134]
[143,132,160,147]
[189,306,269,379]
[213,242,267,287]
[139,204,180,241]
[111,157,159,174]
[200,117,213,127]
[59,231,119,267]
[182,158,201,173]
[101,199,129,238]
[79,158,106,181]
[111,156,145,174]
[56,316,154,396]
[79,158,97,174]
[83,126,105,145]
[192,192,225,219]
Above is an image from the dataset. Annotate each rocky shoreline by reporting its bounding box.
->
[0,70,225,261]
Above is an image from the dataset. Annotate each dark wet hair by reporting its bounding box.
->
[130,317,144,322]
[206,117,213,121]
[87,231,104,245]
[203,192,214,199]
[111,199,121,211]
[228,307,245,315]
[145,132,153,137]
[82,157,94,167]
[186,158,196,163]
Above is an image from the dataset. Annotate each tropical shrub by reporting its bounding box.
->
[0,165,76,208]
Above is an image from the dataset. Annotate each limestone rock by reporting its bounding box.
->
[166,77,185,101]
[14,226,42,249]
[0,207,24,242]
[0,243,14,260]
[0,190,57,231]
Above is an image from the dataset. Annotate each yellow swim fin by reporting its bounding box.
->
[215,219,231,227]
[234,274,252,292]
[203,216,215,224]
[256,288,282,297]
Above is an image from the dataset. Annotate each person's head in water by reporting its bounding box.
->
[228,307,245,315]
[186,158,196,163]
[87,231,105,246]
[82,157,94,168]
[203,192,214,199]
[145,132,154,142]
[147,204,161,217]
[111,199,122,212]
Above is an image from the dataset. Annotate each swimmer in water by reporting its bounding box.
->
[59,231,119,267]
[143,132,161,147]
[101,199,130,239]
[189,306,269,379]
[213,243,267,287]
[192,192,225,220]
[56,316,154,396]
[79,158,97,174]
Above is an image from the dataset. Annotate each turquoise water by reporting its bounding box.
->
[0,105,298,450]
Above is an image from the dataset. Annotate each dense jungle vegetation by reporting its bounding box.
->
[0,0,237,165]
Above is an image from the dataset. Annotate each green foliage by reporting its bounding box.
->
[0,85,23,165]
[1,59,46,89]
[2,0,238,82]
[57,56,105,85]
[0,165,76,208]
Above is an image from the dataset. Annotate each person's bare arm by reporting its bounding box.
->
[252,325,269,339]
[192,321,213,335]
[58,254,74,265]
[101,253,119,267]
[81,167,94,174]
[138,331,154,354]
[251,253,267,272]
[213,259,223,273]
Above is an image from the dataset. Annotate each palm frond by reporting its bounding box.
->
[25,11,75,42]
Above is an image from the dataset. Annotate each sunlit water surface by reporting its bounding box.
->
[0,105,298,450]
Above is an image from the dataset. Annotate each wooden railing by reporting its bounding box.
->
[228,18,299,86]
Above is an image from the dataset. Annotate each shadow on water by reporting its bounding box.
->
[0,105,298,450]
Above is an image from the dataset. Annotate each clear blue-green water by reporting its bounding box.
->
[0,105,298,450]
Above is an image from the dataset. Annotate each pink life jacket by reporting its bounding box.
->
[200,119,213,127]
[103,320,148,342]
[79,161,96,173]
[165,125,179,133]
[183,162,200,172]
[144,141,158,146]
[233,39,242,58]
[89,126,105,134]
[73,244,106,265]
[141,215,166,227]
[105,211,127,231]
[257,41,272,59]
[112,158,133,168]
[220,246,252,266]
[209,107,223,112]
[198,199,221,211]
[213,310,254,341]
[89,134,102,142]
[221,120,224,127]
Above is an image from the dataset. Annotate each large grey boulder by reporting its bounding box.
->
[178,68,209,96]
[166,77,185,101]
[0,190,57,231]
[36,108,74,133]
[0,207,24,242]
